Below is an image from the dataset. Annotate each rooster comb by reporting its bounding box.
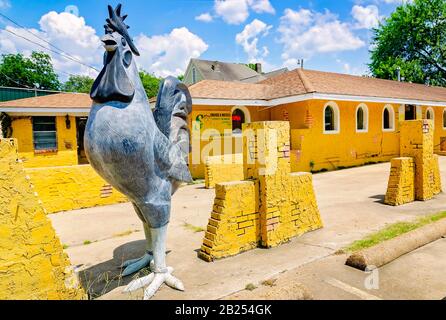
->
[104,3,140,56]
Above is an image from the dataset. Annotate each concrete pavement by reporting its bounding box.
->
[49,157,446,300]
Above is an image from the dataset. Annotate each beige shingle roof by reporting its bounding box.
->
[0,92,91,108]
[190,68,446,103]
[2,69,446,109]
[189,80,273,100]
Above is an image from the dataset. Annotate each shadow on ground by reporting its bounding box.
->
[369,194,386,204]
[78,240,147,299]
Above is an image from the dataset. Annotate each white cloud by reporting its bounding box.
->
[135,27,208,78]
[278,8,365,67]
[236,19,271,62]
[352,5,382,29]
[0,0,10,9]
[195,12,213,23]
[214,0,275,25]
[249,0,275,14]
[0,11,102,79]
[0,11,208,80]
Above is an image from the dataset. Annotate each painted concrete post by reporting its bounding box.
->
[385,120,442,205]
[199,121,323,261]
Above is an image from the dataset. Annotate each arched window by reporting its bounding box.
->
[383,105,395,131]
[325,106,334,131]
[443,109,446,129]
[426,107,434,126]
[323,102,340,134]
[232,108,245,134]
[356,103,368,132]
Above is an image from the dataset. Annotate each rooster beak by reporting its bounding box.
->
[101,34,118,52]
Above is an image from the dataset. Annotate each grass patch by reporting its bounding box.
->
[245,283,257,291]
[183,222,206,233]
[261,278,277,287]
[83,240,92,245]
[343,211,446,253]
[63,244,69,249]
[112,229,139,238]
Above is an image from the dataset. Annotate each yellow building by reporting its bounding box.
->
[2,68,446,181]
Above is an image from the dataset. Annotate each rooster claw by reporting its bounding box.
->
[123,266,184,299]
[120,252,153,277]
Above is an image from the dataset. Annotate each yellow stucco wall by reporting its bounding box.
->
[189,105,270,178]
[26,165,127,214]
[11,116,78,168]
[288,100,401,172]
[0,139,85,300]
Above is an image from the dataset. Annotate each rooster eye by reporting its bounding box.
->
[123,50,132,68]
[121,37,127,46]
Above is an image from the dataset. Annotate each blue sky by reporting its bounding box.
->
[0,0,409,80]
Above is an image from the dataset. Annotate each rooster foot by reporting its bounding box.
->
[120,252,153,276]
[123,266,184,300]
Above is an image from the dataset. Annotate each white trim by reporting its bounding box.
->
[355,103,369,133]
[382,104,395,132]
[192,98,268,106]
[231,105,251,123]
[426,107,435,126]
[323,101,340,134]
[231,106,251,136]
[3,92,446,115]
[0,107,90,116]
[192,92,446,108]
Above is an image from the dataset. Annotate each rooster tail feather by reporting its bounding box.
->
[153,76,193,182]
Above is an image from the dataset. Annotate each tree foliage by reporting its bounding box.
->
[63,75,94,93]
[139,70,161,98]
[369,0,446,86]
[0,52,61,90]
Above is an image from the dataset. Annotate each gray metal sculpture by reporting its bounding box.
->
[85,4,192,299]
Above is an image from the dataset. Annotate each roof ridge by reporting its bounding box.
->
[296,69,315,93]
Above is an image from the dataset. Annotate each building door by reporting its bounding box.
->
[76,117,89,164]
[405,105,416,120]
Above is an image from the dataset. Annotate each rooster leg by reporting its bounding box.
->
[123,224,184,298]
[121,222,153,276]
[143,224,184,300]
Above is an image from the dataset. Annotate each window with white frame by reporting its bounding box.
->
[231,106,251,135]
[356,103,368,132]
[426,107,434,125]
[32,116,57,151]
[383,105,395,131]
[323,102,340,134]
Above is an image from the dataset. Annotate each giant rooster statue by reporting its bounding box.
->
[85,4,192,299]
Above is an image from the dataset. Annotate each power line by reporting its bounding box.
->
[0,12,100,72]
[0,70,33,89]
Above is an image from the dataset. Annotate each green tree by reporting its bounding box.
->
[63,75,94,93]
[0,51,61,90]
[369,0,446,86]
[139,70,161,98]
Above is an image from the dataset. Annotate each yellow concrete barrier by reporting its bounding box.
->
[199,122,323,261]
[385,120,442,206]
[204,153,244,188]
[384,157,415,206]
[0,139,85,299]
[26,165,127,214]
